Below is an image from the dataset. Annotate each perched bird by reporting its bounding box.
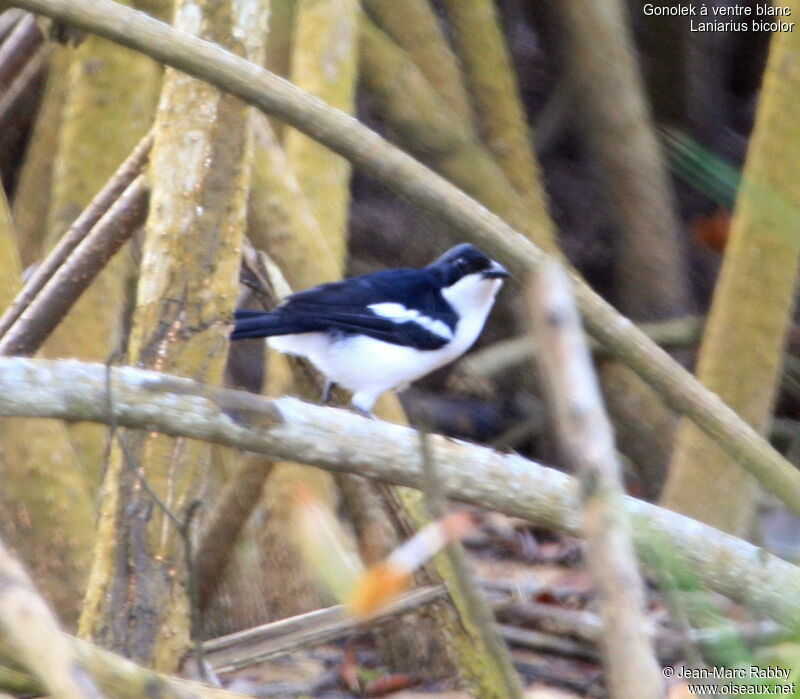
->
[231,243,509,416]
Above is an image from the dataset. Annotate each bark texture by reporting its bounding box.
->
[41,12,162,483]
[78,0,265,670]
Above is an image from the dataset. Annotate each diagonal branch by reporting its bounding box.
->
[0,42,47,131]
[7,0,800,518]
[0,535,102,699]
[0,132,152,342]
[0,356,799,629]
[0,12,40,89]
[0,175,148,357]
[0,9,25,43]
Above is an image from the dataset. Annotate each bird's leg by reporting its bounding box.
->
[321,380,335,405]
[351,392,376,419]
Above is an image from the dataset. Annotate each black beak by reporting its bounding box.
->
[482,260,510,279]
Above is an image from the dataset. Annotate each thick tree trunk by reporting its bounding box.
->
[663,11,800,535]
[40,12,162,484]
[78,0,266,670]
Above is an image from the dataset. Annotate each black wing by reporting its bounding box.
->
[233,269,457,350]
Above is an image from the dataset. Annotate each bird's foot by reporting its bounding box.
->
[352,406,375,419]
[321,381,335,405]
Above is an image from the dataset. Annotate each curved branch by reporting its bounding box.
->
[0,357,798,628]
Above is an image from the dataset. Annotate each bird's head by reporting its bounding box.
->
[428,244,510,314]
[428,243,510,287]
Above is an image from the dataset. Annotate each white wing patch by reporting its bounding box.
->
[368,302,454,340]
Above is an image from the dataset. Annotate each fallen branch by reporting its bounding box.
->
[0,357,799,628]
[8,0,800,518]
[497,624,598,661]
[499,602,787,664]
[203,585,448,674]
[0,175,148,356]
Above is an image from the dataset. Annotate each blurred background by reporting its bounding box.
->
[1,0,799,695]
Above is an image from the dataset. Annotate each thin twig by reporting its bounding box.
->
[454,315,705,383]
[528,261,662,699]
[0,132,152,342]
[202,585,447,674]
[105,363,207,678]
[181,499,208,682]
[0,174,148,356]
[417,429,524,697]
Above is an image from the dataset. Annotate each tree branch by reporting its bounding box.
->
[0,357,798,628]
[0,175,148,357]
[0,9,25,43]
[0,12,39,90]
[7,0,800,518]
[528,261,661,698]
[0,132,152,341]
[202,586,448,674]
[0,42,46,133]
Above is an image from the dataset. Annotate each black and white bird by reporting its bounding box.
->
[231,243,509,416]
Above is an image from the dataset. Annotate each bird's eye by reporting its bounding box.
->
[455,257,469,270]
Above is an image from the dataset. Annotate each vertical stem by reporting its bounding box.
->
[529,261,662,699]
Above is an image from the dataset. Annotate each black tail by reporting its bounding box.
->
[231,310,316,340]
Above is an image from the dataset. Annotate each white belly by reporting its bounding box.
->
[268,317,477,412]
[268,276,503,412]
[269,332,456,398]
